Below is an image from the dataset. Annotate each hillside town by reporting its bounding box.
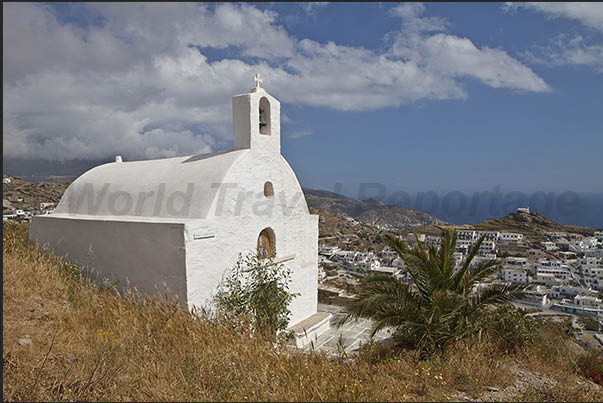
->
[318,207,603,332]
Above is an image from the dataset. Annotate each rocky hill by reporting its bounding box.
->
[309,208,390,251]
[303,188,446,230]
[410,210,597,240]
[3,176,69,211]
[472,210,596,238]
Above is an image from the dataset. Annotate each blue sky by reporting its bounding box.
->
[3,2,603,196]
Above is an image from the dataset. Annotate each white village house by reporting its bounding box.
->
[30,75,328,344]
[503,267,527,284]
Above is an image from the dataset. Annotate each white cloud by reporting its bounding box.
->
[503,3,603,73]
[2,65,217,161]
[302,2,329,15]
[3,2,550,161]
[503,2,603,32]
[389,4,550,92]
[523,35,603,72]
[390,3,450,34]
[277,39,467,110]
[2,3,140,84]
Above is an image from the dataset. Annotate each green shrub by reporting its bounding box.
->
[213,252,299,339]
[475,305,537,353]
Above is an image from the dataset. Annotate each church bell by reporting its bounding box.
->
[259,109,267,126]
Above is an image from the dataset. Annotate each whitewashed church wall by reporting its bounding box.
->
[29,215,188,302]
[184,214,318,327]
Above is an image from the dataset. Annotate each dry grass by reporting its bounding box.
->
[3,222,602,401]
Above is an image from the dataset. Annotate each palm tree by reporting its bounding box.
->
[340,230,527,353]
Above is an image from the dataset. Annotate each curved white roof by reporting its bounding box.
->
[56,150,248,219]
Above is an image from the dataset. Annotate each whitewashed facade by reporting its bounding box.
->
[499,232,523,242]
[503,267,527,284]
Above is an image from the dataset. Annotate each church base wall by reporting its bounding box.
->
[29,215,188,303]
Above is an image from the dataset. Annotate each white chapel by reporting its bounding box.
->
[30,75,329,342]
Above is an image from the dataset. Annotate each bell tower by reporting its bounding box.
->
[233,73,281,155]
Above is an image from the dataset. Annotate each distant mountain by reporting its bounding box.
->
[3,158,109,183]
[303,188,446,230]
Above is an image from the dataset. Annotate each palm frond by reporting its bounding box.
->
[469,283,528,312]
[337,273,420,327]
[453,235,485,289]
[384,234,432,298]
[463,260,501,294]
[435,230,457,290]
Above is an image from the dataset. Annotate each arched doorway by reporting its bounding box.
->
[257,227,275,259]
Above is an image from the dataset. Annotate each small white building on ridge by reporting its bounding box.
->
[30,76,321,333]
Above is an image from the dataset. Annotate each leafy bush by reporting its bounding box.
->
[213,252,299,338]
[475,305,537,353]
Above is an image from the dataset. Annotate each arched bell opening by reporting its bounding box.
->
[259,97,271,135]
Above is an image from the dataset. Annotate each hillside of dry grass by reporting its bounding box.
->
[3,222,602,401]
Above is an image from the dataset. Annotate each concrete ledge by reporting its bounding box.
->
[289,312,332,348]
